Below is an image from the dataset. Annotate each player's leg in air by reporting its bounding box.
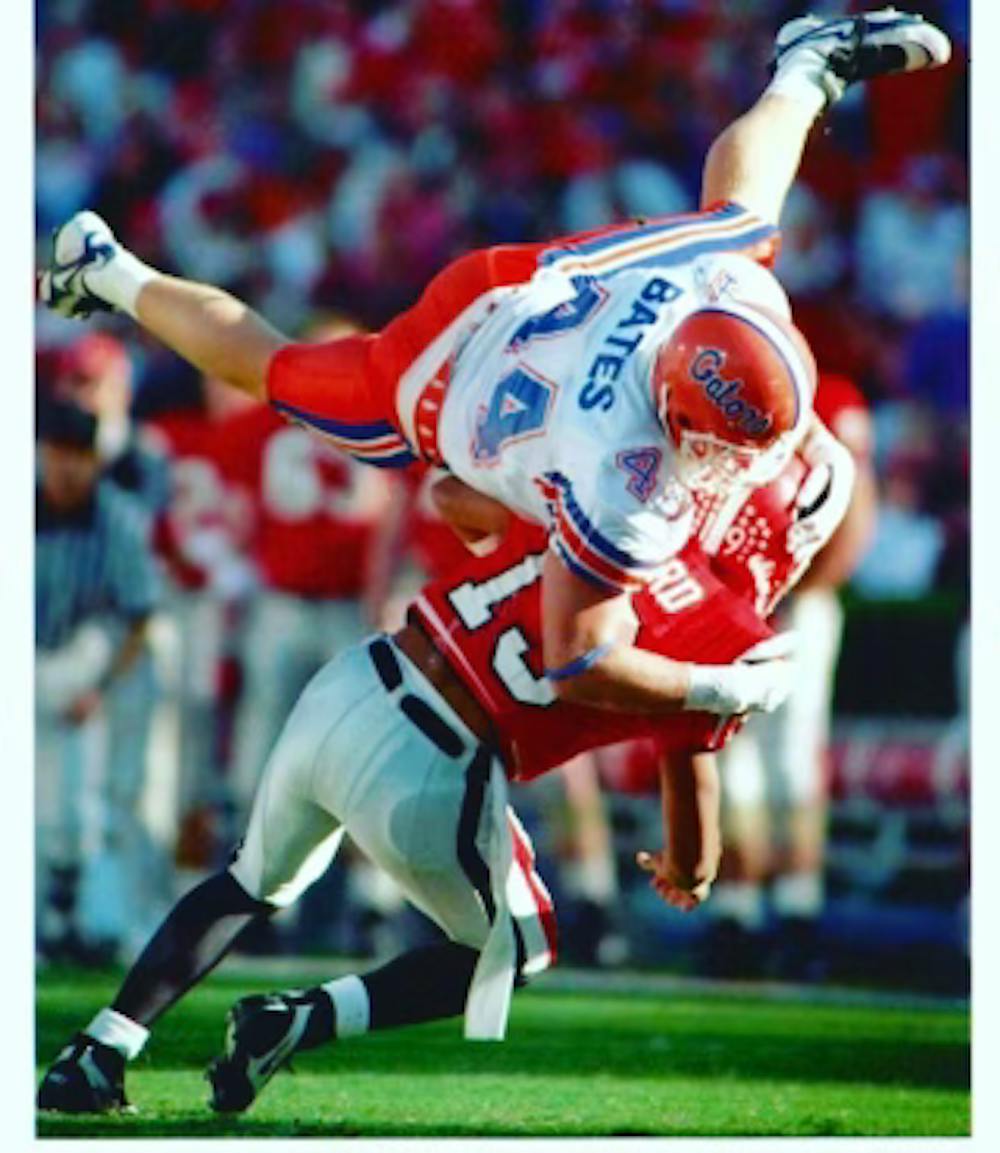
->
[36,638,554,1116]
[39,9,950,463]
[700,9,950,222]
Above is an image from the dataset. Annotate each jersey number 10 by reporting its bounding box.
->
[447,554,554,708]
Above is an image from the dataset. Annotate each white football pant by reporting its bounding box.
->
[229,636,555,1039]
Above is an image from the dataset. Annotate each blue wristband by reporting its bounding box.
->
[546,643,614,683]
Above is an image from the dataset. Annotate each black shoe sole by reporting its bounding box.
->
[206,1056,256,1115]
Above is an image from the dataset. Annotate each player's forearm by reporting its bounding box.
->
[135,276,288,402]
[659,751,722,888]
[36,625,113,713]
[552,644,693,715]
[541,551,790,716]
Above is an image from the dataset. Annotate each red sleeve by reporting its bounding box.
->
[265,335,417,468]
[266,335,382,425]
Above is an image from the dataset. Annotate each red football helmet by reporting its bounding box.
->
[653,303,816,493]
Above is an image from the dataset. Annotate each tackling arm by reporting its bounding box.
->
[540,551,793,717]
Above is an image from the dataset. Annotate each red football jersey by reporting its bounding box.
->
[412,520,772,781]
[705,373,867,617]
[703,452,810,620]
[220,405,389,599]
[146,410,254,591]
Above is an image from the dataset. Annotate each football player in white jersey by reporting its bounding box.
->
[41,9,950,721]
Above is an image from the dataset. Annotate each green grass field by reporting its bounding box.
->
[36,965,969,1138]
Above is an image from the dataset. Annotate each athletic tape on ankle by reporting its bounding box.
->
[90,250,159,319]
[321,975,371,1038]
[765,67,828,118]
[86,1007,149,1061]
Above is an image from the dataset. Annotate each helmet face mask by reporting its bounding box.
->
[673,428,792,496]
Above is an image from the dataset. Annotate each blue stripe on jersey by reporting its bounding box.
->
[356,447,420,469]
[546,642,614,682]
[607,224,778,274]
[273,401,419,468]
[272,400,405,443]
[551,537,619,592]
[548,471,655,573]
[540,203,745,264]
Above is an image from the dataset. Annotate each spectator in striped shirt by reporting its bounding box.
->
[36,400,162,963]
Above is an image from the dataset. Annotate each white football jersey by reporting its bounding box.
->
[438,224,790,591]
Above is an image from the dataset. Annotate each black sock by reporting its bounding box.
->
[360,941,479,1031]
[112,870,271,1027]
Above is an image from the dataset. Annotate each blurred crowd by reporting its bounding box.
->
[35,0,969,980]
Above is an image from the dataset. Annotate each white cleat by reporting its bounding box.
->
[39,210,120,319]
[772,7,952,105]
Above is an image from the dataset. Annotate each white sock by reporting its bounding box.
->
[86,247,160,319]
[562,857,617,905]
[711,881,767,931]
[320,975,370,1039]
[772,872,823,919]
[766,58,831,119]
[85,1007,149,1061]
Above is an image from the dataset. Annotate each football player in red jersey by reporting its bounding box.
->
[144,376,258,857]
[219,319,394,818]
[37,420,853,1115]
[709,373,877,977]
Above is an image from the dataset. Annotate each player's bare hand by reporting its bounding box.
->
[636,850,712,912]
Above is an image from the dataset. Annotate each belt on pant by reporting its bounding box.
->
[369,624,496,755]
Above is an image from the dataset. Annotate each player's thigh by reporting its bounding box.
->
[780,590,843,748]
[171,590,227,703]
[719,723,768,813]
[337,739,554,969]
[770,590,844,805]
[228,649,379,906]
[321,730,495,949]
[103,650,156,809]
